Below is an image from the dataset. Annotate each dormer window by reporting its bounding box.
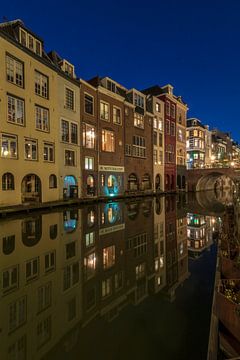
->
[19,28,42,56]
[107,80,116,93]
[134,93,144,108]
[61,60,75,78]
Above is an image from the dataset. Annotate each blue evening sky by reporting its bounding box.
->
[1,0,240,140]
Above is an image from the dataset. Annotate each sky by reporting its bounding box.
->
[1,0,240,140]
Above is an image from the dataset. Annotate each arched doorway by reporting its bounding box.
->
[155,174,162,191]
[177,175,181,189]
[87,175,95,196]
[128,173,138,191]
[63,176,78,199]
[21,174,41,203]
[141,173,151,190]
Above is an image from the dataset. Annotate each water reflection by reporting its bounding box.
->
[0,194,224,360]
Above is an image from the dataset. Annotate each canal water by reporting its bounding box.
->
[0,193,225,360]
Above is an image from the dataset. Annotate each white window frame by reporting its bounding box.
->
[24,138,38,161]
[84,92,94,115]
[43,142,54,162]
[1,133,18,159]
[85,156,94,170]
[7,94,25,126]
[35,105,49,132]
[100,101,110,121]
[64,149,76,167]
[113,106,122,125]
[65,86,75,111]
[35,71,48,98]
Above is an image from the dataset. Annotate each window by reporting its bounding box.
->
[107,80,116,92]
[103,246,115,269]
[166,101,170,116]
[6,54,24,87]
[159,150,163,164]
[102,129,115,152]
[44,142,54,162]
[136,263,145,280]
[153,131,157,146]
[24,138,37,160]
[153,118,157,129]
[65,87,75,110]
[61,120,78,144]
[166,120,170,135]
[102,278,112,298]
[64,62,74,77]
[63,262,79,291]
[65,150,75,166]
[2,265,18,293]
[66,242,76,259]
[156,102,161,112]
[82,123,95,149]
[113,106,121,125]
[170,104,175,118]
[9,296,26,332]
[19,28,42,56]
[49,174,57,188]
[159,133,163,147]
[115,272,123,290]
[49,224,57,239]
[2,172,14,190]
[134,93,144,108]
[84,93,94,114]
[37,282,51,313]
[7,95,25,125]
[8,335,26,359]
[35,71,48,98]
[153,149,157,164]
[125,144,131,156]
[35,106,49,132]
[26,257,39,281]
[132,135,146,158]
[178,129,183,142]
[134,112,144,129]
[1,133,17,158]
[85,232,95,247]
[45,251,55,273]
[170,122,175,136]
[85,156,94,170]
[100,101,109,121]
[84,252,96,280]
[36,316,51,348]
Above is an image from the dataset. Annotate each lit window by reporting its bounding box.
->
[102,129,115,152]
[64,150,75,166]
[24,138,37,160]
[134,112,144,129]
[102,278,111,297]
[85,156,94,170]
[156,102,161,112]
[83,123,95,149]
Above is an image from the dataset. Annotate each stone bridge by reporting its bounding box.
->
[187,167,240,192]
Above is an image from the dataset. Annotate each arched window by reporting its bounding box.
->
[3,235,15,255]
[2,173,14,190]
[49,174,57,188]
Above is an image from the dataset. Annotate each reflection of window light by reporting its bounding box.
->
[180,243,183,255]
[155,259,159,271]
[157,276,161,285]
[159,256,164,268]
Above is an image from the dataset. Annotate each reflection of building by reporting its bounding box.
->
[176,97,188,190]
[176,196,189,283]
[0,198,191,359]
[187,213,215,258]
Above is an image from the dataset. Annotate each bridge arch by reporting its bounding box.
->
[196,172,236,192]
